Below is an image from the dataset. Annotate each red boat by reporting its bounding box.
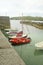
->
[9,37,31,45]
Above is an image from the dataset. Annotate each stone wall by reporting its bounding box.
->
[0,16,10,29]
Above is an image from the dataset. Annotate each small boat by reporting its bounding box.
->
[8,30,23,40]
[8,32,30,40]
[35,41,43,50]
[9,37,31,45]
[6,29,18,36]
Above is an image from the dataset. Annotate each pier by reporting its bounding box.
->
[20,20,43,29]
[0,30,26,65]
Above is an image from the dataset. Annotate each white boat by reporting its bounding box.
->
[35,41,43,50]
[6,29,18,36]
[8,33,27,39]
[8,35,16,40]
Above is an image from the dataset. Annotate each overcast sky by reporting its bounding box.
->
[0,0,43,17]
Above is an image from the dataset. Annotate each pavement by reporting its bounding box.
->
[0,30,26,65]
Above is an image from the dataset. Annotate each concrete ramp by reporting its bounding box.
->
[0,31,26,65]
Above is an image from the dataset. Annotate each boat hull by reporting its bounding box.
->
[9,37,31,45]
[35,41,43,50]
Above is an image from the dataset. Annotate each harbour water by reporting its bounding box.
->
[10,20,43,65]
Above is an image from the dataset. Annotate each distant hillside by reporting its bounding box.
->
[11,16,43,21]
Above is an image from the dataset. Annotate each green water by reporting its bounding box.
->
[10,20,43,65]
[13,26,43,65]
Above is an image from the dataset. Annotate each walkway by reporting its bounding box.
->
[0,30,26,65]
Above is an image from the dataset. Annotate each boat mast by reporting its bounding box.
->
[22,13,23,32]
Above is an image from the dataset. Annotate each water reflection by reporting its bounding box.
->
[11,42,29,46]
[34,49,43,56]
